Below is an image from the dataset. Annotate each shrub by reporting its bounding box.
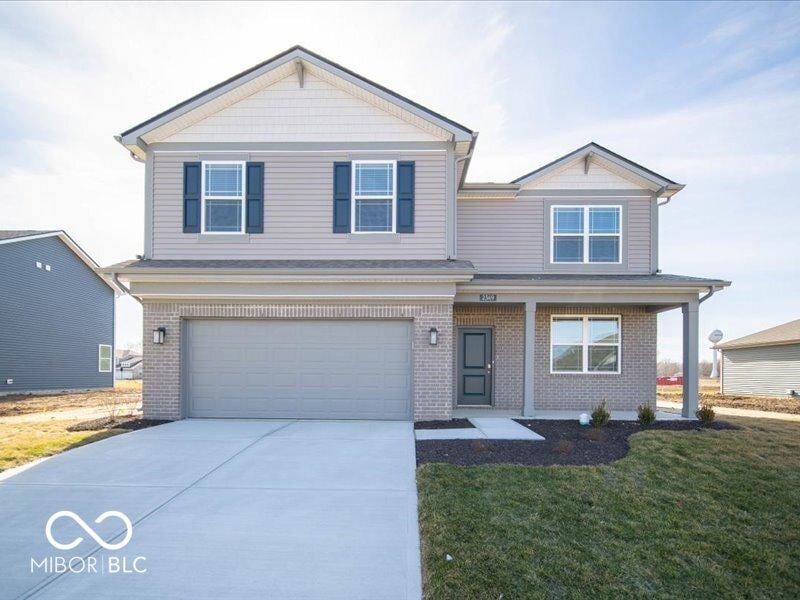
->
[637,404,656,426]
[696,404,715,426]
[591,401,611,428]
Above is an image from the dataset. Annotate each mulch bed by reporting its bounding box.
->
[66,417,171,432]
[415,419,737,466]
[414,418,475,430]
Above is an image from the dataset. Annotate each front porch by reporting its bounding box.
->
[450,275,722,420]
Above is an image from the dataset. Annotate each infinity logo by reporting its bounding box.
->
[45,511,133,551]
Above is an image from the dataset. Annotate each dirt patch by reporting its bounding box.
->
[415,419,737,466]
[659,392,800,415]
[67,417,171,432]
[414,419,475,430]
[0,383,141,417]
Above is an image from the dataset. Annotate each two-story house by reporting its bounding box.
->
[104,46,729,422]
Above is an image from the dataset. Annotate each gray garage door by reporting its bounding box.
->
[185,320,412,420]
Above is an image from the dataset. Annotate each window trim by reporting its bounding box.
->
[351,160,397,234]
[200,160,246,235]
[550,205,623,264]
[98,344,113,373]
[550,315,621,374]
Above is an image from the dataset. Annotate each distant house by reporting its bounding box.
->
[716,319,800,397]
[116,352,143,380]
[0,230,121,395]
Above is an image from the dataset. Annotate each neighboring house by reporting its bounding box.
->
[116,352,143,380]
[103,45,729,421]
[0,231,119,395]
[716,319,800,397]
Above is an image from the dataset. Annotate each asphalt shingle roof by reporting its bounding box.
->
[717,319,800,350]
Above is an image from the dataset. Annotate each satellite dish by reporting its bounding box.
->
[708,329,723,344]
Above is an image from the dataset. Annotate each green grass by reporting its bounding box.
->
[0,420,125,472]
[417,417,800,599]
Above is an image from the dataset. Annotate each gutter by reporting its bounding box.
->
[114,135,145,163]
[112,273,141,304]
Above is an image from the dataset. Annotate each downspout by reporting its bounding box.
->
[452,133,478,260]
[698,286,715,304]
[112,273,141,304]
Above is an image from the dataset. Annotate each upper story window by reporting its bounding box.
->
[352,160,396,233]
[202,162,245,234]
[552,205,621,264]
[551,316,620,374]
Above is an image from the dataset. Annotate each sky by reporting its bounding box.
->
[1,1,798,361]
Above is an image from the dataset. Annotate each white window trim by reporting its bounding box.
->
[351,160,397,234]
[551,205,623,264]
[98,344,113,373]
[200,160,246,235]
[550,315,621,374]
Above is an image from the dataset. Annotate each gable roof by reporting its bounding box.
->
[0,230,123,293]
[118,45,474,159]
[717,319,800,350]
[511,142,685,197]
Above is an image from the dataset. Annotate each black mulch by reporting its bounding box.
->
[67,417,171,432]
[415,419,737,466]
[414,419,475,430]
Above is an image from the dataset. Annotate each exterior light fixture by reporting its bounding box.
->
[153,327,166,345]
[429,327,439,346]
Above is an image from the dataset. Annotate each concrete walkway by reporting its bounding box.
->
[658,400,800,422]
[0,419,421,600]
[415,417,544,440]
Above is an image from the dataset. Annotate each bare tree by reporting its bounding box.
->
[699,360,713,378]
[657,359,681,377]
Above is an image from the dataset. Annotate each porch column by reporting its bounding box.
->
[681,299,699,418]
[523,301,536,417]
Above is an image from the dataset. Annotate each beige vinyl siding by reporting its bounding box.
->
[721,344,800,397]
[525,162,642,190]
[151,151,447,259]
[162,73,443,144]
[457,196,654,274]
[457,196,544,273]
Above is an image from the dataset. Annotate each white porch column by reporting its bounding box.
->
[682,299,699,418]
[523,301,537,417]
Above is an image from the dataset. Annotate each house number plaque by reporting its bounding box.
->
[479,294,497,302]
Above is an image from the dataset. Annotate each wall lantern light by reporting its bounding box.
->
[429,327,439,346]
[153,327,166,345]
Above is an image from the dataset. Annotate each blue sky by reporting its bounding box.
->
[1,1,798,360]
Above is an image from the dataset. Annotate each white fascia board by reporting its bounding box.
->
[0,231,123,294]
[118,47,472,153]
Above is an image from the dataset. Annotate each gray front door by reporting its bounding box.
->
[457,328,493,406]
[185,320,412,420]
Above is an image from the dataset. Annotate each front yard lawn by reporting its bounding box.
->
[0,420,125,472]
[417,417,800,599]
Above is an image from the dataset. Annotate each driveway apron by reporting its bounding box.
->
[0,419,422,600]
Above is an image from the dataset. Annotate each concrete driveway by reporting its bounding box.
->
[0,419,421,600]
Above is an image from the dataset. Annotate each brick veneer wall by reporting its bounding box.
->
[142,301,454,421]
[534,304,657,411]
[453,304,525,410]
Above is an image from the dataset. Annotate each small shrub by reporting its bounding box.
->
[637,404,656,426]
[696,404,715,426]
[591,401,611,428]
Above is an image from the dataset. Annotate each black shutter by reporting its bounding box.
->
[246,162,264,234]
[396,161,415,233]
[183,162,201,233]
[333,162,351,233]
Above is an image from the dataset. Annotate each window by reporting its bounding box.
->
[98,344,112,373]
[201,162,245,233]
[552,206,621,263]
[352,160,396,233]
[551,316,620,373]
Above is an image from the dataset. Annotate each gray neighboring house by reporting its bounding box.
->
[116,352,143,380]
[103,45,730,422]
[0,231,119,395]
[716,319,800,397]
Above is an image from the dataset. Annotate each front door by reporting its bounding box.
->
[457,328,493,406]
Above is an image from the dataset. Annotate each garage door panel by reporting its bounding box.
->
[187,320,412,420]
